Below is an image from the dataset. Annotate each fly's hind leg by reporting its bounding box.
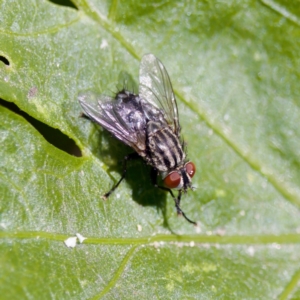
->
[102,153,140,199]
[150,168,197,225]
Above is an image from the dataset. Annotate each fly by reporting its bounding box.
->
[78,54,196,225]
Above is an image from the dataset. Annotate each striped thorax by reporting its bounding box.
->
[146,121,185,172]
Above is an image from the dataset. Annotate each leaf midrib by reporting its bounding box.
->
[1,231,300,244]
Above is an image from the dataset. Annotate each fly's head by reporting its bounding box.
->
[162,161,196,193]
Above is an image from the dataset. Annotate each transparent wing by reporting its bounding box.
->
[78,91,146,153]
[139,54,180,135]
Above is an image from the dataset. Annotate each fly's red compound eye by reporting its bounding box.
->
[164,171,181,189]
[185,162,196,178]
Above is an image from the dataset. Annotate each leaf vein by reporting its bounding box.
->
[278,268,300,300]
[92,245,138,299]
[260,0,300,27]
[1,231,300,245]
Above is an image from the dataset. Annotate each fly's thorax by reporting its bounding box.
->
[114,92,147,134]
[146,120,185,172]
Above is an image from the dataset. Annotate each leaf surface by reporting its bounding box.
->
[0,0,300,298]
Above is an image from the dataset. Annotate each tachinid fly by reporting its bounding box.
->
[78,54,196,224]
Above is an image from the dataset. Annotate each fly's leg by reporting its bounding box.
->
[174,191,197,225]
[102,153,139,199]
[150,168,197,225]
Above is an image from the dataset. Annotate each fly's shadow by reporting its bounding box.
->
[95,128,170,228]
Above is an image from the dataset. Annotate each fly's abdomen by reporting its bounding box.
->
[146,121,185,172]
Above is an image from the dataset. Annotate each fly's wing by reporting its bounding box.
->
[139,54,180,135]
[78,91,146,154]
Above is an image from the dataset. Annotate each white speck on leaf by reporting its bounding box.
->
[0,222,7,229]
[76,233,87,243]
[272,243,281,250]
[153,242,160,248]
[195,225,201,233]
[215,228,226,236]
[247,246,255,256]
[64,237,77,248]
[100,39,108,49]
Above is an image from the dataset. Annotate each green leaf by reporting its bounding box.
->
[1,0,300,298]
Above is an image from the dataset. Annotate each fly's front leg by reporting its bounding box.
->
[102,152,139,199]
[150,168,197,225]
[174,191,197,225]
